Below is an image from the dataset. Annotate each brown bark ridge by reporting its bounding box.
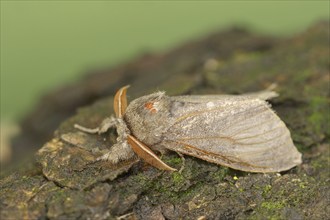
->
[1,21,329,220]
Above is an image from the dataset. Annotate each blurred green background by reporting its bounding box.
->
[1,1,329,120]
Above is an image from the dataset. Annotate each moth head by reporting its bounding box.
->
[124,91,172,145]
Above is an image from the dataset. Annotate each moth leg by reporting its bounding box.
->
[97,140,135,164]
[176,152,186,173]
[74,116,118,134]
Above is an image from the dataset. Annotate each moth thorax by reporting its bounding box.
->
[144,101,160,113]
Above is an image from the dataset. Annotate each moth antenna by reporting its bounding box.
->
[114,85,130,118]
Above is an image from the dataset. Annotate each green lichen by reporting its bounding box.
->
[299,182,306,189]
[178,182,203,199]
[164,156,182,165]
[261,201,285,210]
[172,172,184,184]
[262,184,272,196]
[211,167,229,181]
[52,189,69,200]
[248,200,287,220]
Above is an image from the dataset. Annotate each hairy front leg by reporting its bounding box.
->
[98,140,136,164]
[74,116,134,164]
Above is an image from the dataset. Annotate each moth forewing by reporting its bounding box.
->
[161,96,302,173]
[127,135,177,171]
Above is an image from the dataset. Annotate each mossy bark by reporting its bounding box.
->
[1,22,329,219]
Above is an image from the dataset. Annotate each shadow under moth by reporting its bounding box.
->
[74,85,302,173]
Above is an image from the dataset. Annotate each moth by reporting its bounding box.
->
[75,85,302,173]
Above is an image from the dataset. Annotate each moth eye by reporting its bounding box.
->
[144,101,158,113]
